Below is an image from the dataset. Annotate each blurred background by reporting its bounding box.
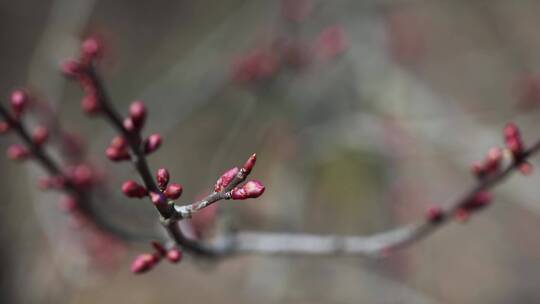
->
[2,0,540,303]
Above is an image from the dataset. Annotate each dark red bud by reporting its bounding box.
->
[214,167,239,192]
[503,122,520,139]
[81,94,100,114]
[61,59,83,78]
[156,168,170,190]
[32,126,49,146]
[230,180,265,200]
[69,164,94,188]
[144,134,162,154]
[122,180,147,198]
[166,248,183,264]
[242,153,257,174]
[129,101,146,130]
[106,146,130,161]
[10,90,28,116]
[0,121,10,134]
[151,241,167,256]
[7,144,29,161]
[81,37,101,59]
[426,205,444,223]
[164,183,183,200]
[110,136,127,149]
[130,253,158,274]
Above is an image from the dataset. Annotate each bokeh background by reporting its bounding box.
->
[2,0,540,303]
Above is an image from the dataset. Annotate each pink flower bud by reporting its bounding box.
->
[0,121,10,134]
[230,180,265,200]
[150,191,167,206]
[503,122,520,139]
[166,248,183,264]
[61,59,83,78]
[81,37,101,59]
[10,90,28,116]
[156,168,170,190]
[7,144,29,161]
[123,117,135,132]
[214,167,239,192]
[519,162,534,175]
[59,196,78,213]
[164,183,183,200]
[129,101,146,130]
[425,205,444,223]
[32,126,49,146]
[110,136,127,149]
[242,153,257,174]
[144,134,162,154]
[130,253,158,274]
[122,180,147,198]
[69,164,94,188]
[105,146,130,161]
[81,94,100,114]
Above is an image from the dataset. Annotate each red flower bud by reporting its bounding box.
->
[32,126,49,146]
[230,180,265,200]
[166,248,183,264]
[242,153,257,174]
[81,37,101,60]
[144,134,161,154]
[7,144,29,161]
[214,167,239,192]
[69,164,94,188]
[503,122,520,139]
[59,196,78,213]
[122,180,147,198]
[129,100,146,130]
[81,94,100,114]
[164,183,183,200]
[130,253,158,274]
[110,136,127,149]
[0,121,10,134]
[156,168,170,190]
[10,90,28,116]
[105,146,130,161]
[61,59,83,78]
[519,162,534,175]
[150,191,167,206]
[425,205,444,223]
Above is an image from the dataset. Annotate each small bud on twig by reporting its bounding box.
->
[156,168,170,190]
[7,144,29,161]
[81,94,100,115]
[230,180,265,200]
[81,37,101,60]
[32,126,49,146]
[130,253,159,274]
[10,90,28,117]
[214,167,239,192]
[164,183,183,200]
[128,101,146,130]
[144,134,161,154]
[61,59,83,78]
[150,191,167,207]
[166,248,183,263]
[242,153,257,174]
[425,205,444,223]
[121,180,147,198]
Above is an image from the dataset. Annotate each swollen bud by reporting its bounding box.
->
[32,126,49,146]
[130,254,158,274]
[129,101,146,130]
[156,168,170,190]
[10,90,28,117]
[166,248,183,264]
[0,121,10,134]
[214,167,239,192]
[81,94,100,115]
[144,134,162,154]
[164,183,183,200]
[61,59,83,78]
[425,205,444,223]
[230,180,265,200]
[106,146,130,161]
[81,37,101,59]
[121,180,147,198]
[150,191,167,207]
[7,144,29,161]
[242,153,257,174]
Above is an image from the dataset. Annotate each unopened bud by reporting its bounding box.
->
[230,180,265,200]
[10,90,28,116]
[121,180,147,198]
[156,168,170,190]
[242,153,257,174]
[130,254,158,274]
[164,183,183,200]
[144,134,161,154]
[214,167,239,192]
[166,248,183,264]
[129,101,146,130]
[7,144,29,161]
[81,94,100,114]
[32,126,49,146]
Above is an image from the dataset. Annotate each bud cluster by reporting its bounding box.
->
[212,154,265,200]
[131,242,183,274]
